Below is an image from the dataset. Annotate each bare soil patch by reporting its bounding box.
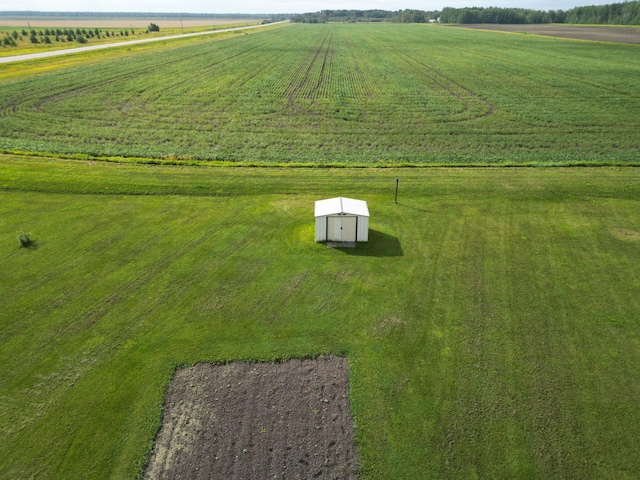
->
[448,24,640,45]
[326,241,357,248]
[613,228,640,241]
[144,356,359,479]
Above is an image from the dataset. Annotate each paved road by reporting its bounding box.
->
[0,21,289,64]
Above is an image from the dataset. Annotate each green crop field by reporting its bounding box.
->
[1,155,640,478]
[1,23,639,165]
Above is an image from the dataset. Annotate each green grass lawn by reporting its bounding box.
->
[1,155,639,478]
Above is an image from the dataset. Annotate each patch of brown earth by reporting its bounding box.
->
[448,24,640,45]
[326,241,357,248]
[613,228,640,241]
[373,316,407,334]
[144,356,359,479]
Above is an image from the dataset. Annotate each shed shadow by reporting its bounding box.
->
[336,229,403,257]
[396,202,430,213]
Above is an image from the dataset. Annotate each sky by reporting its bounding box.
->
[0,0,609,15]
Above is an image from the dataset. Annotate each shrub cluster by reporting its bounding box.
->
[2,34,17,46]
[18,232,35,249]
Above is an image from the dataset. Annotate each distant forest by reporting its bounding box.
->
[292,1,640,24]
[291,10,439,23]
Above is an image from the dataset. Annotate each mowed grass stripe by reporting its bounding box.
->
[1,157,640,478]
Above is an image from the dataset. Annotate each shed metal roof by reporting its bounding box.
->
[314,197,369,217]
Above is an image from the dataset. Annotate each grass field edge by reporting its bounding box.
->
[3,151,640,169]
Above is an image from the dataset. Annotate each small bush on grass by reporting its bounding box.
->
[18,232,35,249]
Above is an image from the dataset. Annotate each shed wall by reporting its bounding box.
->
[316,215,369,242]
[357,216,369,242]
[315,217,327,242]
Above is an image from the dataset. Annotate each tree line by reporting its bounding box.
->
[439,7,561,24]
[563,1,640,24]
[440,1,640,24]
[291,1,640,24]
[291,9,439,23]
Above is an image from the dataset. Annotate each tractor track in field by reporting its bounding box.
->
[0,29,297,122]
[286,27,334,105]
[314,29,334,98]
[342,31,376,99]
[444,42,640,102]
[0,47,211,118]
[387,45,496,122]
[221,29,301,93]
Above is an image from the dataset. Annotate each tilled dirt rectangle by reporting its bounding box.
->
[144,356,359,479]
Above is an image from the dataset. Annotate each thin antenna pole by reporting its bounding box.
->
[394,178,400,204]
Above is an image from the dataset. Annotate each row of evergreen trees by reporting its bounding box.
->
[292,1,640,25]
[1,27,137,47]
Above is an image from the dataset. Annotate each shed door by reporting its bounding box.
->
[341,216,357,242]
[328,217,341,241]
[328,216,357,242]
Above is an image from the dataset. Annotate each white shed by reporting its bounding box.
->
[315,197,369,242]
